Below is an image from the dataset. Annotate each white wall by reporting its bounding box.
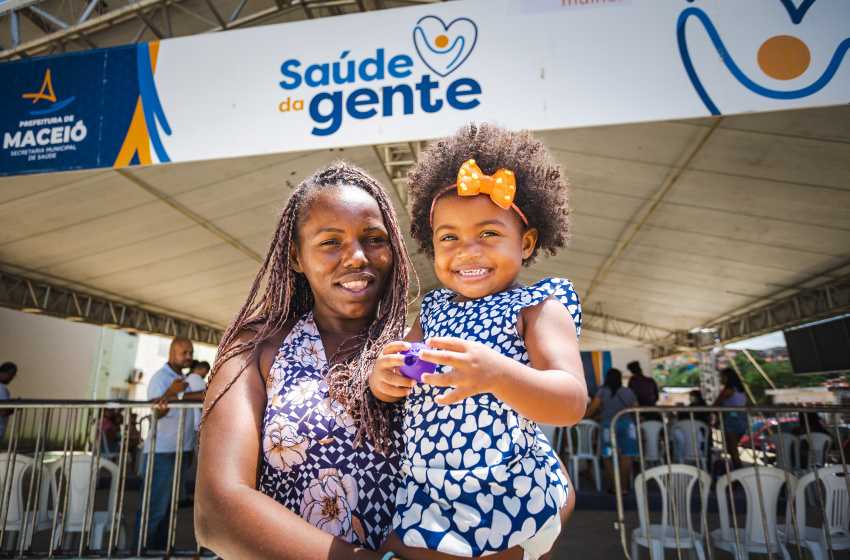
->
[610,347,653,386]
[0,307,98,399]
[89,327,140,400]
[0,308,219,403]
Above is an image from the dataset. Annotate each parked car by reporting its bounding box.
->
[739,417,799,452]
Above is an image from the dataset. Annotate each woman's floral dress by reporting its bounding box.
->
[393,278,581,556]
[260,312,402,550]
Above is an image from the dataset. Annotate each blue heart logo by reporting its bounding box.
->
[413,16,478,77]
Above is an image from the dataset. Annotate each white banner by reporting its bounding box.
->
[4,0,848,173]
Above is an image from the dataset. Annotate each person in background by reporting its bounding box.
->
[585,368,639,495]
[99,408,122,454]
[0,362,17,444]
[127,412,142,472]
[675,390,711,466]
[628,360,660,420]
[178,360,209,507]
[679,390,710,424]
[712,368,747,470]
[132,338,192,550]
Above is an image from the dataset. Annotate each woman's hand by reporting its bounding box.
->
[418,337,511,406]
[585,396,602,419]
[370,341,416,402]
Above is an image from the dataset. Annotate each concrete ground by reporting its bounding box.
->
[13,462,840,560]
[555,509,635,560]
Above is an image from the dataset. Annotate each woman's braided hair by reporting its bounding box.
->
[408,122,571,265]
[199,161,414,450]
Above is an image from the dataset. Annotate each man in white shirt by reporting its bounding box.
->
[132,338,192,550]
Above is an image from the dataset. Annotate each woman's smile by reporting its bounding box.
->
[337,272,376,295]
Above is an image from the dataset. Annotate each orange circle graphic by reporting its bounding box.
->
[434,35,449,49]
[757,35,810,80]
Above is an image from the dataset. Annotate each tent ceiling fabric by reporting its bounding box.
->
[0,0,440,61]
[1,105,849,353]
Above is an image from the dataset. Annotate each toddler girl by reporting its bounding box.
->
[371,123,586,559]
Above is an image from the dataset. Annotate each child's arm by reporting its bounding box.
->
[368,317,423,403]
[420,297,587,426]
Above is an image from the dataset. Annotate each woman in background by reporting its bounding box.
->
[585,368,638,494]
[712,368,747,470]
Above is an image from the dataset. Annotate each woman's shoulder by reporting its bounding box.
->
[226,316,301,378]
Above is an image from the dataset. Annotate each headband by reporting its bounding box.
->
[429,160,529,226]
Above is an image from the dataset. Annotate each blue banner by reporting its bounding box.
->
[0,45,143,176]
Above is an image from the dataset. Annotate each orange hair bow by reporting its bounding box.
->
[429,159,528,226]
[457,159,516,210]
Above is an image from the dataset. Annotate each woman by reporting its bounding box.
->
[194,163,412,559]
[712,368,747,470]
[585,368,638,495]
[678,390,710,425]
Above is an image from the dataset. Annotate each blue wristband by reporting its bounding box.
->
[381,553,395,560]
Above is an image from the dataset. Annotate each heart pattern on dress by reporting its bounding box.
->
[394,279,580,555]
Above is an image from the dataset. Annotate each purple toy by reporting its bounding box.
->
[398,342,437,382]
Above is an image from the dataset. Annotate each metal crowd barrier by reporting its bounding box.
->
[609,404,850,560]
[0,400,203,559]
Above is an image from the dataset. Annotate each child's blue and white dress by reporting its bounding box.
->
[392,278,582,557]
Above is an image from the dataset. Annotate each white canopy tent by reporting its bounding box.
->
[0,0,848,357]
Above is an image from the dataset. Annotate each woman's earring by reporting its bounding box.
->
[376,300,382,317]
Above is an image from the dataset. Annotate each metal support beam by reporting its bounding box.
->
[373,141,424,210]
[228,0,250,24]
[1,0,449,61]
[655,273,850,358]
[77,0,103,25]
[698,350,721,403]
[134,8,165,39]
[0,271,224,345]
[10,10,20,47]
[201,0,227,28]
[581,306,673,349]
[27,6,69,31]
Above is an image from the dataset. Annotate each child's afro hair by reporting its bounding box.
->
[407,122,571,266]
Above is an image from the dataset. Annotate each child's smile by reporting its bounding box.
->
[431,194,537,301]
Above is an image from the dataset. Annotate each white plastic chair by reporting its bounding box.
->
[798,433,833,473]
[641,420,665,468]
[673,419,710,471]
[566,420,601,492]
[0,454,34,549]
[630,464,711,560]
[711,467,795,560]
[764,433,800,473]
[48,454,125,550]
[97,431,121,464]
[0,453,63,551]
[780,465,850,560]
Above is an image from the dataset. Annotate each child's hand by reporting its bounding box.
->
[418,337,509,406]
[370,341,417,402]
